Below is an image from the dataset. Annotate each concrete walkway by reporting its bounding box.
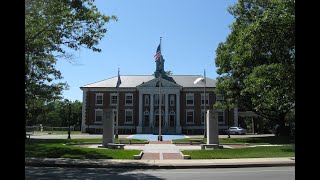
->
[25,157,295,169]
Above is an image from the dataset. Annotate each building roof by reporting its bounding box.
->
[81,75,216,88]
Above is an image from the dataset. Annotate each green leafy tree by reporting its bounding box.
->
[214,0,295,136]
[25,0,117,134]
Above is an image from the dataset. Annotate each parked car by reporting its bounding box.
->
[225,127,247,135]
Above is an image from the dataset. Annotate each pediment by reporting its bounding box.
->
[137,77,182,88]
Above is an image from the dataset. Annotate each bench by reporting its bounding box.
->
[106,143,125,150]
[26,131,33,139]
[118,138,132,144]
[189,139,204,145]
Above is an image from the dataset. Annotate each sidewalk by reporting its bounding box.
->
[25,157,295,169]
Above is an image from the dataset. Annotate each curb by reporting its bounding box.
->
[25,158,295,169]
[25,162,295,169]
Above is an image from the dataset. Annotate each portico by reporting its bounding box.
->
[137,77,182,134]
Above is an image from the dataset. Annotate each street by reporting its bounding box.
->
[25,166,294,180]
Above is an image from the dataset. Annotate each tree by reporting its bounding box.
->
[214,0,295,136]
[25,0,117,133]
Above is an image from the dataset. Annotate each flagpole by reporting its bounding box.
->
[115,68,119,139]
[158,37,163,141]
[204,69,207,138]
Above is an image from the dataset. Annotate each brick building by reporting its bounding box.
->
[80,55,239,134]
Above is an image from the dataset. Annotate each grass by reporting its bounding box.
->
[182,145,295,159]
[172,136,295,145]
[25,139,142,159]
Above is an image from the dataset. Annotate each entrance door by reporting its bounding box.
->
[154,109,164,127]
[169,111,175,127]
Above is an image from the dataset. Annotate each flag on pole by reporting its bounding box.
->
[116,69,121,88]
[154,44,161,61]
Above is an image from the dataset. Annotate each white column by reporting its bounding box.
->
[149,94,154,128]
[165,94,169,129]
[234,108,238,127]
[176,93,181,134]
[137,92,143,133]
[81,90,87,133]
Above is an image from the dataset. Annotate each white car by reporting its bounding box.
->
[225,127,247,135]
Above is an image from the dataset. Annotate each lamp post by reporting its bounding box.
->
[67,100,71,139]
[193,69,207,138]
[203,69,207,138]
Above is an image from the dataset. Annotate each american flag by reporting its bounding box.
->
[154,44,161,61]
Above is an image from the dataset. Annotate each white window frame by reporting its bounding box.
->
[95,93,103,106]
[201,93,209,106]
[186,93,194,106]
[201,109,205,125]
[112,109,117,127]
[216,94,224,101]
[125,109,133,124]
[125,93,133,106]
[144,95,149,106]
[95,109,103,123]
[170,95,175,106]
[217,109,225,125]
[186,109,194,124]
[110,93,118,106]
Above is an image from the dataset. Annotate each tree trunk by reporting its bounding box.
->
[277,114,289,136]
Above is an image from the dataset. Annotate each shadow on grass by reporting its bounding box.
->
[25,139,139,159]
[220,136,295,144]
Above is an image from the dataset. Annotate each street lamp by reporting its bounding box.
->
[194,69,207,138]
[67,100,71,139]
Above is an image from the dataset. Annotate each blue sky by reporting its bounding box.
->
[56,0,238,102]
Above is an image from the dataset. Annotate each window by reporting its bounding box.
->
[216,94,224,101]
[113,109,117,127]
[201,93,209,105]
[95,109,103,123]
[218,110,225,124]
[125,93,133,106]
[95,93,103,105]
[125,109,133,124]
[110,93,118,105]
[186,93,194,106]
[155,94,164,106]
[144,95,149,106]
[201,110,205,124]
[186,110,194,124]
[170,95,175,106]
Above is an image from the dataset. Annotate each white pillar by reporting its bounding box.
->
[149,94,154,128]
[207,109,219,145]
[137,92,143,133]
[234,108,238,127]
[165,94,169,129]
[176,93,181,134]
[103,109,114,147]
[81,90,87,133]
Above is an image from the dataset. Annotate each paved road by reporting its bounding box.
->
[25,166,294,180]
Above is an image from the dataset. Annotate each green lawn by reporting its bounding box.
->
[182,145,295,159]
[172,136,294,145]
[25,139,142,159]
